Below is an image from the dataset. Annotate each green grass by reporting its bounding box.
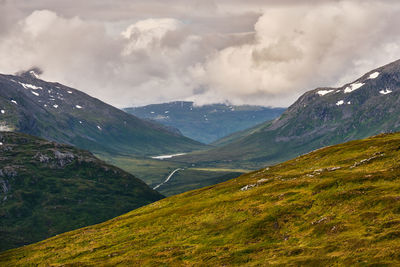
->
[0,132,163,252]
[3,133,400,265]
[97,153,246,196]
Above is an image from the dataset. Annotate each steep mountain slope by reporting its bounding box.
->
[176,59,400,168]
[124,101,285,144]
[3,133,400,265]
[0,132,163,251]
[0,70,204,156]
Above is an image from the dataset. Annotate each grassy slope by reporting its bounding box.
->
[3,133,400,265]
[0,132,163,251]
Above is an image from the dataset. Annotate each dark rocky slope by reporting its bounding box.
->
[0,132,163,251]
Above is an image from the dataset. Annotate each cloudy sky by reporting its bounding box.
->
[1,0,400,108]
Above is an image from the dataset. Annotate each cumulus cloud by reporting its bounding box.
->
[0,1,400,108]
[190,1,400,106]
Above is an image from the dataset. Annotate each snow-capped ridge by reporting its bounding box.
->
[368,72,380,79]
[19,82,42,90]
[317,89,334,96]
[344,82,364,93]
[29,70,40,79]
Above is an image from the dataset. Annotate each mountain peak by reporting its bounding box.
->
[0,71,204,156]
[16,67,43,79]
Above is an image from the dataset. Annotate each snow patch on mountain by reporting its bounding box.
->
[379,89,392,95]
[19,82,42,90]
[344,82,364,93]
[29,70,40,79]
[31,91,39,96]
[317,89,334,96]
[369,72,380,79]
[336,100,344,106]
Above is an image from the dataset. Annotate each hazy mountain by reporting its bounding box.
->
[0,132,163,251]
[124,101,285,144]
[3,132,400,265]
[0,70,204,156]
[175,59,400,168]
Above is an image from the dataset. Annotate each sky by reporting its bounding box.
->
[1,0,400,108]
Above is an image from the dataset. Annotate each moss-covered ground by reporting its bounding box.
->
[3,133,400,265]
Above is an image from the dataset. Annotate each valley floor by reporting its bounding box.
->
[97,153,247,196]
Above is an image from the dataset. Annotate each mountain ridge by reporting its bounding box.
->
[124,101,285,144]
[174,59,400,168]
[0,71,205,156]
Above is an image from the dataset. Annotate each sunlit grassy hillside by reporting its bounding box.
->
[2,133,400,265]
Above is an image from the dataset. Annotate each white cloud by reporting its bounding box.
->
[190,1,400,106]
[0,1,400,108]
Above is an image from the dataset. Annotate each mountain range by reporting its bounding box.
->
[0,70,204,156]
[3,132,400,265]
[3,57,400,265]
[174,59,400,169]
[124,102,285,144]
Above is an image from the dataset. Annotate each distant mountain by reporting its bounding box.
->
[175,59,400,168]
[0,70,204,156]
[4,132,400,265]
[124,102,285,144]
[0,132,163,251]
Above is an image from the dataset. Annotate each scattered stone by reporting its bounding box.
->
[351,152,384,168]
[0,179,10,194]
[257,178,269,184]
[0,167,18,178]
[33,152,50,163]
[312,217,328,225]
[240,184,257,191]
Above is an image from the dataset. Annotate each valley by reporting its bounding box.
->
[125,102,285,144]
[172,59,400,170]
[1,2,400,264]
[97,153,246,196]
